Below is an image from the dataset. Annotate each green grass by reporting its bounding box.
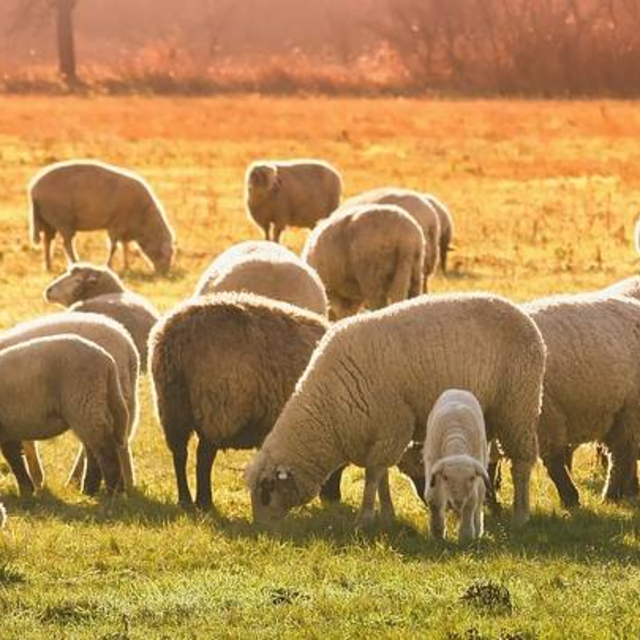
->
[1,96,640,638]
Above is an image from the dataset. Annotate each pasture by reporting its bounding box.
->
[1,96,640,638]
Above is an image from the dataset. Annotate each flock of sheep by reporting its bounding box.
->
[1,157,639,544]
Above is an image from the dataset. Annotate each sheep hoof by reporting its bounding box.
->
[195,499,213,512]
[355,512,376,530]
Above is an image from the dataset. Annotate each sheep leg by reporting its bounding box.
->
[43,229,56,272]
[194,438,217,510]
[1,441,35,497]
[90,442,124,495]
[82,448,104,495]
[459,501,477,544]
[106,236,118,269]
[22,441,45,490]
[171,443,193,507]
[262,223,272,241]
[118,443,135,492]
[272,224,283,243]
[603,439,638,502]
[356,466,385,527]
[67,445,86,488]
[62,233,78,264]
[377,468,395,522]
[123,242,132,272]
[428,498,446,540]
[510,458,534,525]
[543,453,580,508]
[319,465,345,503]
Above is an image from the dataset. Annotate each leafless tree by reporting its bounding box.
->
[10,0,79,83]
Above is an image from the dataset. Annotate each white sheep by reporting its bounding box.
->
[302,204,425,320]
[0,312,139,493]
[423,389,490,543]
[246,293,545,528]
[0,335,129,497]
[44,263,160,370]
[194,241,328,316]
[149,292,329,509]
[29,160,175,273]
[524,293,640,507]
[245,159,342,242]
[341,188,440,291]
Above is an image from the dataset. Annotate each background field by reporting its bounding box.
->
[1,97,640,638]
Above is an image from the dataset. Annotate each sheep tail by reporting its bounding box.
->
[106,363,130,447]
[388,246,419,304]
[150,336,195,453]
[30,199,42,245]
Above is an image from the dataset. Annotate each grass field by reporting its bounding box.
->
[1,96,640,639]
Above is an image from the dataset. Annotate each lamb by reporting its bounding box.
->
[44,263,160,370]
[245,159,342,242]
[194,241,328,316]
[245,293,545,527]
[302,204,425,320]
[29,160,175,274]
[0,335,129,497]
[341,188,440,290]
[423,389,490,543]
[424,194,454,273]
[0,312,139,493]
[149,292,329,509]
[523,294,640,507]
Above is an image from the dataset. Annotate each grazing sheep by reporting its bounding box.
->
[0,502,6,530]
[245,160,342,242]
[341,188,440,291]
[523,294,640,507]
[424,194,454,274]
[29,160,175,274]
[150,292,329,509]
[0,335,129,497]
[601,275,640,301]
[0,312,139,493]
[302,204,425,320]
[423,389,490,543]
[44,263,160,370]
[194,241,328,316]
[246,293,545,527]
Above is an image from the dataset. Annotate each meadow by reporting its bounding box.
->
[1,96,640,639]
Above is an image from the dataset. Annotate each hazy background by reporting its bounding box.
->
[2,0,640,95]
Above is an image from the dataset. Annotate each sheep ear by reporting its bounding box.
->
[474,461,492,491]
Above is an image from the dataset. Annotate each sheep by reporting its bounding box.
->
[423,389,490,543]
[523,294,640,507]
[302,204,425,320]
[341,188,440,291]
[424,194,454,274]
[0,335,129,497]
[245,293,545,527]
[601,275,640,301]
[29,160,175,274]
[194,241,328,316]
[0,312,139,493]
[0,502,6,530]
[245,159,342,242]
[44,263,160,370]
[150,292,329,509]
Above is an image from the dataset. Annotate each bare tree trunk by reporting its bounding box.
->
[55,0,76,83]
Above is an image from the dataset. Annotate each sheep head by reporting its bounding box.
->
[426,455,490,513]
[245,453,301,525]
[44,263,120,305]
[247,164,281,204]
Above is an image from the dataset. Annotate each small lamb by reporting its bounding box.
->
[423,389,490,543]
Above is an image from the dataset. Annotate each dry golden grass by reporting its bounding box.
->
[1,96,640,638]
